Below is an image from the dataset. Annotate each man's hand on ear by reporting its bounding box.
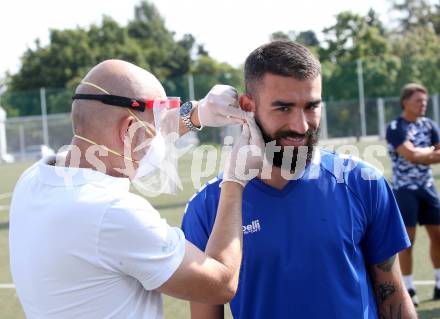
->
[197,85,247,127]
[221,114,265,187]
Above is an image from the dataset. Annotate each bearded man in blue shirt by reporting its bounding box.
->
[182,40,416,319]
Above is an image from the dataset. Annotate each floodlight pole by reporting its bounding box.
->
[40,87,49,146]
[377,98,385,139]
[0,107,7,162]
[357,59,366,137]
[320,102,328,139]
[433,94,440,125]
[188,73,195,101]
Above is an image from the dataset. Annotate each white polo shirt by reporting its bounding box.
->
[9,156,185,319]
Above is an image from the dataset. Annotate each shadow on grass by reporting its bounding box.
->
[418,307,440,319]
[0,222,9,230]
[154,202,187,210]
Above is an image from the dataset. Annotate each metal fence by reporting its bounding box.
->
[1,91,440,163]
[321,94,439,139]
[5,113,72,161]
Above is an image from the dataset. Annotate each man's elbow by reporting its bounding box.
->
[208,282,237,304]
[209,269,239,304]
[221,281,238,303]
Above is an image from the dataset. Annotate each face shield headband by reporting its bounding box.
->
[72,81,180,112]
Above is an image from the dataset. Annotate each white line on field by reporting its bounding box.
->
[414,280,435,285]
[0,281,437,289]
[0,193,12,200]
[0,205,10,211]
[0,284,15,289]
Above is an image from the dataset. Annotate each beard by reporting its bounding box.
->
[254,117,320,171]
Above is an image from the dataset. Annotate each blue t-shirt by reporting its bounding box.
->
[386,116,440,190]
[182,150,410,319]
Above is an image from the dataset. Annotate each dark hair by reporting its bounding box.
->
[400,83,428,108]
[244,40,321,95]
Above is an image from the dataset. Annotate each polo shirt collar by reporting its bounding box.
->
[37,155,130,192]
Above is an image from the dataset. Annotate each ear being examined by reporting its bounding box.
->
[239,95,256,113]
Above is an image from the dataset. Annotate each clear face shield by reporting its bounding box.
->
[72,81,181,197]
[130,97,182,197]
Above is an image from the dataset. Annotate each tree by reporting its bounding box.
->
[320,10,400,100]
[126,1,194,79]
[391,0,433,32]
[189,56,243,144]
[390,25,440,93]
[270,31,292,41]
[5,1,201,116]
[270,30,320,57]
[388,0,440,92]
[270,30,319,47]
[191,55,243,99]
[319,10,401,137]
[296,31,320,47]
[431,3,440,35]
[366,8,386,35]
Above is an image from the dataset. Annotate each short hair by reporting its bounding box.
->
[400,83,428,108]
[244,40,321,95]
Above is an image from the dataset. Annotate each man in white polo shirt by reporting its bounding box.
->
[9,60,264,318]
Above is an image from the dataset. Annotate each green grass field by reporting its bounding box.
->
[1,139,440,318]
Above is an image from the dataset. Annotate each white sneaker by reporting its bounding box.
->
[408,288,419,307]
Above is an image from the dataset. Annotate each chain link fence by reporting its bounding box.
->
[1,78,439,163]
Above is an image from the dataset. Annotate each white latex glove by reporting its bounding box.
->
[221,114,265,187]
[198,84,247,127]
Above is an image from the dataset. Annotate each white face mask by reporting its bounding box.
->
[133,131,166,180]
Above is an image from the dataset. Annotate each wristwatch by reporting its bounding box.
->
[180,101,202,132]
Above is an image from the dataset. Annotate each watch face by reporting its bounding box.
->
[180,101,192,116]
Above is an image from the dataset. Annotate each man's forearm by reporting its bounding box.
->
[397,142,440,165]
[369,256,417,319]
[413,149,440,165]
[205,182,243,290]
[402,149,440,165]
[373,281,416,319]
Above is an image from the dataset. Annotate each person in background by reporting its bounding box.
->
[386,83,440,306]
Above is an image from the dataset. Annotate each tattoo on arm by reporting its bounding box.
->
[371,255,398,305]
[375,282,397,304]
